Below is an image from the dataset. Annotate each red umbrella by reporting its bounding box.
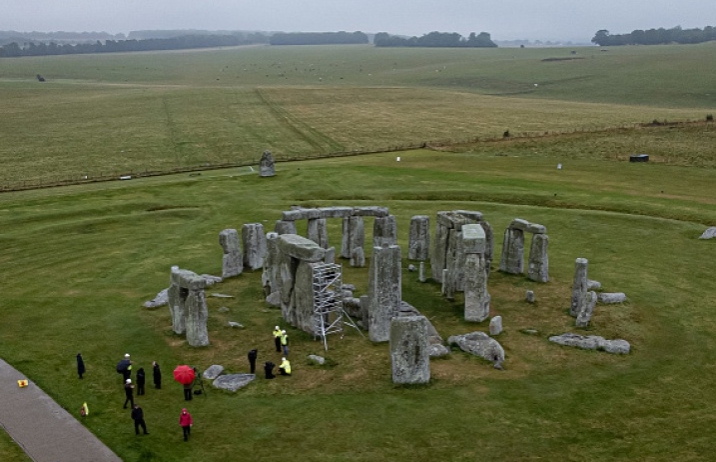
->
[173,365,196,385]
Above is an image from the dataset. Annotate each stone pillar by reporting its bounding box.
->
[274,220,297,235]
[219,229,243,279]
[242,223,267,270]
[259,150,275,177]
[431,220,450,282]
[262,232,280,296]
[390,316,430,384]
[168,266,184,334]
[576,291,598,327]
[373,215,397,248]
[462,224,490,322]
[499,227,524,274]
[570,258,589,317]
[307,218,329,248]
[368,244,402,342]
[341,216,365,267]
[527,233,549,282]
[184,275,209,347]
[489,316,503,336]
[408,215,430,261]
[480,221,494,275]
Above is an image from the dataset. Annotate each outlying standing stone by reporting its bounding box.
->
[219,229,243,278]
[259,150,275,177]
[549,333,630,354]
[448,332,505,367]
[390,316,430,384]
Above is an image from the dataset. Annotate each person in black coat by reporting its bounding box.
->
[264,361,275,379]
[152,361,161,389]
[131,404,149,435]
[136,368,146,395]
[123,379,135,409]
[76,353,86,379]
[248,349,258,374]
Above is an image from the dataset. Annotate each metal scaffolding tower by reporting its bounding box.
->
[312,263,362,351]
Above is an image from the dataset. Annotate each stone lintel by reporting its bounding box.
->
[462,224,486,254]
[278,234,326,262]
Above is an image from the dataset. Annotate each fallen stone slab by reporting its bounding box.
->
[203,365,224,380]
[307,355,326,365]
[587,279,602,290]
[598,292,627,304]
[200,274,223,286]
[212,374,256,392]
[228,321,244,328]
[448,332,505,366]
[699,227,716,239]
[428,343,450,358]
[549,333,630,354]
[143,288,168,308]
[211,293,234,298]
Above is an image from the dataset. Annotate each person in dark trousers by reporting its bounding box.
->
[279,357,292,376]
[123,379,135,409]
[76,353,85,379]
[248,349,258,374]
[280,330,289,356]
[179,408,193,441]
[131,404,149,435]
[183,382,193,401]
[152,361,161,389]
[264,361,275,379]
[136,367,146,395]
[273,326,282,352]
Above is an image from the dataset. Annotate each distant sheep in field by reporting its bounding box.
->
[36,74,45,82]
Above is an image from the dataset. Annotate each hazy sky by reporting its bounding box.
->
[5,0,714,42]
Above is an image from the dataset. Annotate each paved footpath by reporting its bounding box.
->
[0,358,123,462]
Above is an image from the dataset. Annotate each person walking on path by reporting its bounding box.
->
[279,357,292,376]
[76,353,85,379]
[179,408,193,441]
[273,326,282,352]
[280,330,289,356]
[123,379,135,409]
[131,404,149,435]
[248,349,258,374]
[136,368,146,396]
[152,361,162,389]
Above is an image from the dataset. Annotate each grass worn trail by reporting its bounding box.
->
[2,151,716,461]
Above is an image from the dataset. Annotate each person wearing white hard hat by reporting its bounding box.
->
[123,378,135,409]
[279,357,292,376]
[280,330,289,356]
[272,326,282,352]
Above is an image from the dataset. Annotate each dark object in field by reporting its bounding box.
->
[503,130,510,138]
[629,154,649,162]
[36,74,45,82]
[707,114,714,122]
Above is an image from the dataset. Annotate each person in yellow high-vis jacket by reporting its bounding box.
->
[280,330,289,356]
[272,326,282,352]
[279,357,291,376]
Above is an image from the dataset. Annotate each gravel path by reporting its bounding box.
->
[0,358,122,462]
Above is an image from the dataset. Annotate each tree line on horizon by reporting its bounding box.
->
[374,31,497,48]
[592,26,716,46]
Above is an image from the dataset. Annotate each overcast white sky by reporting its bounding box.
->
[4,0,714,42]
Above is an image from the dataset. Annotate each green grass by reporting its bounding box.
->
[2,43,716,461]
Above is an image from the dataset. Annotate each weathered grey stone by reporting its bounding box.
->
[525,290,535,303]
[324,246,336,264]
[408,264,417,272]
[242,223,267,270]
[408,215,430,261]
[218,306,230,313]
[144,288,168,309]
[292,260,321,333]
[281,209,305,221]
[436,211,456,229]
[526,223,547,234]
[549,333,630,354]
[350,246,365,268]
[499,227,524,274]
[203,365,224,380]
[201,274,222,286]
[212,374,256,392]
[462,224,486,254]
[428,344,450,358]
[454,210,483,223]
[185,290,209,347]
[228,321,244,328]
[598,292,627,304]
[390,316,430,384]
[480,221,494,272]
[419,261,426,282]
[265,291,281,307]
[431,222,450,282]
[508,218,530,231]
[353,206,390,217]
[570,258,589,317]
[278,234,326,262]
[341,216,365,267]
[263,232,280,295]
[259,150,275,177]
[318,206,353,219]
[699,227,716,239]
[219,229,243,278]
[448,332,505,365]
[527,233,549,283]
[307,218,329,248]
[575,291,598,327]
[307,354,326,365]
[373,215,397,248]
[398,301,444,346]
[489,316,503,335]
[368,245,402,342]
[464,253,490,322]
[169,267,208,342]
[274,220,297,235]
[210,293,233,298]
[168,267,184,334]
[587,279,602,290]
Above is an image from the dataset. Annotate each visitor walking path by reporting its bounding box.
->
[0,358,122,462]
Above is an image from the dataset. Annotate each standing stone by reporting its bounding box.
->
[168,266,185,334]
[431,221,450,282]
[480,221,494,274]
[242,223,267,271]
[570,258,589,317]
[527,233,549,282]
[169,269,210,347]
[368,245,402,342]
[373,215,398,248]
[341,216,365,267]
[293,260,321,334]
[390,316,430,385]
[307,218,329,248]
[418,261,426,283]
[463,224,490,322]
[262,232,280,296]
[219,229,243,279]
[274,220,297,235]
[408,216,430,261]
[259,150,275,177]
[526,290,535,303]
[499,227,524,274]
[489,316,503,336]
[576,291,598,327]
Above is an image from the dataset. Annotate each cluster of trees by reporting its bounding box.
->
[592,26,716,46]
[0,30,123,46]
[269,31,368,45]
[374,31,497,48]
[0,33,269,57]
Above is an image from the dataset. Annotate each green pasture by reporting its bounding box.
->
[2,43,716,461]
[0,43,714,185]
